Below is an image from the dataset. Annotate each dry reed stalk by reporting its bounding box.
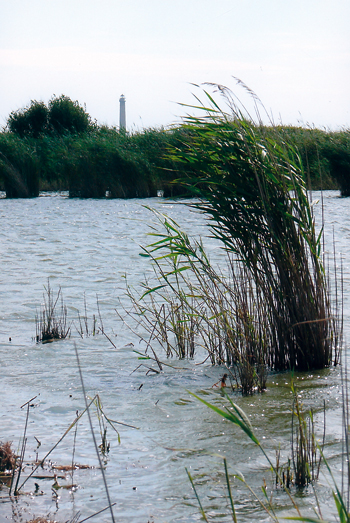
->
[74,344,116,523]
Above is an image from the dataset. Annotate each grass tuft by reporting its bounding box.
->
[36,281,70,343]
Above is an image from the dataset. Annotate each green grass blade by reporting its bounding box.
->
[332,491,349,523]
[186,468,209,522]
[188,391,260,446]
[140,284,167,299]
[224,458,237,523]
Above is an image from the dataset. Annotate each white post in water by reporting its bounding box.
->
[119,94,126,130]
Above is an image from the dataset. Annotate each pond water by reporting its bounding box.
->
[0,191,349,523]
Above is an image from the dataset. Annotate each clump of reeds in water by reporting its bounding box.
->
[273,383,325,489]
[75,293,98,338]
[36,281,70,343]
[174,83,341,372]
[124,213,269,393]
[124,82,342,392]
[291,385,324,487]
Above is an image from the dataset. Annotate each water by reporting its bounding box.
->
[0,191,348,522]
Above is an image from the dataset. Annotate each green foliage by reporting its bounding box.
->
[128,126,192,197]
[7,100,48,138]
[0,133,39,197]
[1,96,197,197]
[48,95,92,135]
[165,85,339,372]
[6,95,92,138]
[323,131,350,196]
[275,126,349,192]
[55,129,157,198]
[1,92,350,198]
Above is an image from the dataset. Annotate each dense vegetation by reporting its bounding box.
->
[276,125,350,194]
[129,87,340,396]
[1,93,348,521]
[0,96,188,198]
[0,95,349,198]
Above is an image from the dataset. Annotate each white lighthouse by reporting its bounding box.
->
[119,94,126,130]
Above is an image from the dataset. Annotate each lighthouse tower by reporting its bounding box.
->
[119,94,126,130]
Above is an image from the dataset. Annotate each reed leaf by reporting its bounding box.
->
[188,391,260,446]
[186,468,209,522]
[223,458,237,523]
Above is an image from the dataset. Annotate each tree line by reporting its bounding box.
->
[0,95,349,198]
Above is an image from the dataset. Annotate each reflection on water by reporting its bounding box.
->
[0,191,349,522]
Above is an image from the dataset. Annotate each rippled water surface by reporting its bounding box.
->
[0,191,349,522]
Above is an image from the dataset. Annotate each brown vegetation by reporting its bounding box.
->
[0,441,16,471]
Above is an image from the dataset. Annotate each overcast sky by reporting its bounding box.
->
[0,0,349,131]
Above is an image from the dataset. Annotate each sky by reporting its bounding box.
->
[0,0,349,131]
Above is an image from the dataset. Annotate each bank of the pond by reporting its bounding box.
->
[0,192,348,522]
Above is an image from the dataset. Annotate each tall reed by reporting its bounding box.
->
[166,83,340,371]
[124,210,269,392]
[0,133,39,197]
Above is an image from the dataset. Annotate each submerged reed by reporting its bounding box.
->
[188,385,341,521]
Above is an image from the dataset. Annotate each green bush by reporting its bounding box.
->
[6,95,92,138]
[0,134,39,197]
[48,95,92,135]
[7,100,48,138]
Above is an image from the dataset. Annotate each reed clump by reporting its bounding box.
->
[291,383,324,487]
[189,387,332,521]
[123,84,341,393]
[124,212,269,393]
[36,281,70,343]
[275,448,293,489]
[166,83,340,373]
[273,383,324,490]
